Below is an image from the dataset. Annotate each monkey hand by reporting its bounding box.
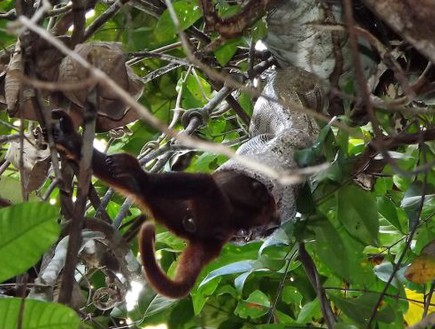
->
[106,153,147,195]
[51,109,83,161]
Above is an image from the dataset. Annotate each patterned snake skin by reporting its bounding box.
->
[219,67,326,231]
[219,0,372,240]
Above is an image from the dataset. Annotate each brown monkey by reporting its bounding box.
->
[51,110,278,298]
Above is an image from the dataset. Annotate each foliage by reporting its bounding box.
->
[0,0,434,329]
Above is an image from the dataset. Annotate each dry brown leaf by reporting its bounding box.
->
[5,41,23,111]
[5,131,51,193]
[405,240,435,284]
[58,42,143,131]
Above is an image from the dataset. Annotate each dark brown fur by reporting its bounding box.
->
[51,110,278,298]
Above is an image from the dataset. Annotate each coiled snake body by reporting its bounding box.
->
[219,0,365,239]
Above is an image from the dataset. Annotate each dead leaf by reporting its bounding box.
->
[405,240,435,284]
[58,42,143,131]
[5,130,51,193]
[5,41,23,111]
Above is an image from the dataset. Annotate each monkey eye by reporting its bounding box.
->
[182,217,196,233]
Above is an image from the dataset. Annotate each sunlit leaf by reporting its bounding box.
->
[259,228,290,254]
[155,0,202,41]
[0,298,80,329]
[200,260,255,286]
[143,294,178,317]
[403,288,435,326]
[234,271,253,294]
[0,176,24,204]
[0,203,60,282]
[214,39,240,66]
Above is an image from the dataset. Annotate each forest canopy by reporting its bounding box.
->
[0,1,434,329]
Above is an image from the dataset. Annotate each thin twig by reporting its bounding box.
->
[299,243,336,329]
[58,94,97,305]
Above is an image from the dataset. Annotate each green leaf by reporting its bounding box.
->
[337,185,379,246]
[234,271,252,292]
[329,293,396,326]
[251,19,268,41]
[329,294,374,326]
[0,298,80,329]
[185,73,212,102]
[155,0,202,41]
[191,276,220,314]
[259,228,290,255]
[0,176,24,204]
[0,202,60,282]
[374,262,406,289]
[214,39,240,66]
[311,217,352,279]
[200,260,255,286]
[296,183,316,215]
[401,181,435,209]
[143,295,178,318]
[378,197,404,233]
[235,290,270,319]
[192,152,227,172]
[281,286,303,306]
[296,298,321,324]
[334,323,360,329]
[402,181,435,226]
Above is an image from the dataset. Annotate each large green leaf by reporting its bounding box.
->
[200,260,256,287]
[329,293,396,327]
[155,0,202,41]
[0,298,80,329]
[337,185,379,246]
[0,202,60,282]
[378,196,406,233]
[311,217,352,280]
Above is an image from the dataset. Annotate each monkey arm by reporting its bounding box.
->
[51,110,232,235]
[51,110,226,202]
